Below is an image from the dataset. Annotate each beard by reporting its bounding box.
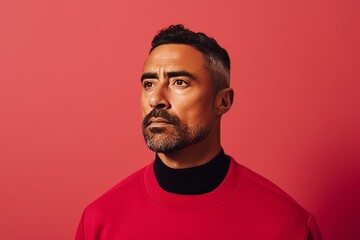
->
[142,109,214,153]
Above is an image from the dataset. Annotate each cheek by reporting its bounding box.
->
[178,95,214,123]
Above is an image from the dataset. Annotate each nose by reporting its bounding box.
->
[149,85,170,109]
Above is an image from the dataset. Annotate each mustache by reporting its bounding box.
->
[142,109,180,128]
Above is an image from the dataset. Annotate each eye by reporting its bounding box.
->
[173,79,188,86]
[143,81,154,89]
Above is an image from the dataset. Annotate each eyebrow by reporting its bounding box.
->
[141,71,196,82]
[167,71,196,80]
[141,72,158,82]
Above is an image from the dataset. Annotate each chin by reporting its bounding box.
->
[148,126,168,134]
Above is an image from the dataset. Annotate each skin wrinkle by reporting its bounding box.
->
[141,71,196,83]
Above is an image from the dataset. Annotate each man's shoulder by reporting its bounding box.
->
[85,164,149,213]
[245,165,299,203]
[229,158,320,238]
[230,158,310,218]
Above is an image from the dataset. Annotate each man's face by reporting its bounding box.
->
[141,44,217,153]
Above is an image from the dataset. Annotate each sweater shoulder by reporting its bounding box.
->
[231,158,311,220]
[226,158,319,238]
[85,164,149,213]
[246,166,300,203]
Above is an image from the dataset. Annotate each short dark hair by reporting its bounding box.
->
[150,24,230,91]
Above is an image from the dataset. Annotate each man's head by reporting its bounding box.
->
[141,25,233,154]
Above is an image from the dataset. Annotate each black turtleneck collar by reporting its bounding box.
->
[153,149,230,195]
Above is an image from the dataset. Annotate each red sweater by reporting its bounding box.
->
[76,158,322,239]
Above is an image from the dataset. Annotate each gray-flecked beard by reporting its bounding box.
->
[142,109,213,153]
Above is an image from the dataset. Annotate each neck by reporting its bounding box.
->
[154,148,230,194]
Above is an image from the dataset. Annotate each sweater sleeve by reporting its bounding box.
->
[306,215,323,240]
[75,211,85,240]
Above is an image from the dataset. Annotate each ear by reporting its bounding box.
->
[215,88,234,116]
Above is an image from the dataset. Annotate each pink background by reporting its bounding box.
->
[1,0,359,239]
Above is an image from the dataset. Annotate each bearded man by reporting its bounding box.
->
[76,24,322,240]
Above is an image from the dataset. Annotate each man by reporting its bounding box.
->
[76,25,322,239]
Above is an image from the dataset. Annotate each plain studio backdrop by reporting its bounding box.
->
[0,0,359,239]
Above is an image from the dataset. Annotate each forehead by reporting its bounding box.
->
[143,44,206,72]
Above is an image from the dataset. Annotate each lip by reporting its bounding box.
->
[148,117,171,126]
